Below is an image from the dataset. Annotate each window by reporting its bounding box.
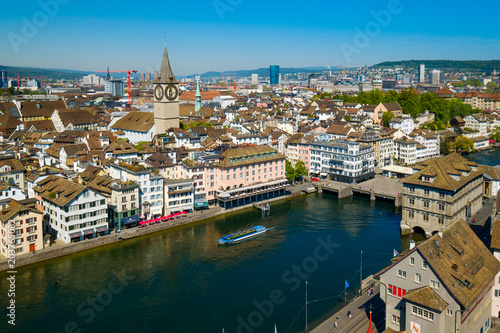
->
[410,257,415,266]
[409,198,415,205]
[424,201,429,208]
[391,315,400,324]
[409,211,414,219]
[422,261,428,269]
[423,215,429,222]
[424,189,430,195]
[397,269,406,278]
[438,204,444,211]
[438,218,444,225]
[430,279,440,289]
[415,273,421,283]
[447,309,453,316]
[409,187,415,193]
[439,192,445,198]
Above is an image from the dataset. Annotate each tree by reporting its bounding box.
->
[397,89,422,118]
[382,90,398,103]
[294,160,308,179]
[382,111,394,128]
[451,135,475,154]
[491,126,500,142]
[440,136,451,155]
[285,160,296,182]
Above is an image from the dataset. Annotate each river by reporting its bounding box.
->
[1,192,412,333]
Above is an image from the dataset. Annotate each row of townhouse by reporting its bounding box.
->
[464,113,500,137]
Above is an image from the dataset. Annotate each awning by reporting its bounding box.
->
[154,218,161,222]
[69,231,83,238]
[82,229,95,235]
[194,202,209,208]
[122,215,140,225]
[170,207,181,213]
[95,226,108,233]
[181,206,192,211]
[167,214,174,218]
[320,172,327,177]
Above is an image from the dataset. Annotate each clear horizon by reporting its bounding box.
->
[2,0,499,76]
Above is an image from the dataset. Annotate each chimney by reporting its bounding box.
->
[409,240,415,250]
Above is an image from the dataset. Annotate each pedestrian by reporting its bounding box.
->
[347,310,351,318]
[334,320,338,329]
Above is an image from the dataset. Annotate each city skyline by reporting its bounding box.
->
[2,0,500,76]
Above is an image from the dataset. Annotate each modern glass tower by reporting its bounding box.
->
[270,65,280,85]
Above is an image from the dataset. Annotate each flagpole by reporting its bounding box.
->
[305,281,308,333]
[360,250,363,296]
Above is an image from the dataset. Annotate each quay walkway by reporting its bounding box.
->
[310,276,384,333]
[314,175,404,207]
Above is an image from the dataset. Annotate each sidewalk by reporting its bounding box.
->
[311,277,384,333]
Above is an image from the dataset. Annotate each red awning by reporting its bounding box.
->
[167,215,174,218]
[139,221,147,225]
[180,211,187,214]
[146,219,154,223]
[160,216,167,220]
[173,212,181,216]
[154,218,161,222]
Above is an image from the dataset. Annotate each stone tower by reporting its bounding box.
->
[154,44,179,134]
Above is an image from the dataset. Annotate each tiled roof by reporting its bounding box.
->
[105,140,138,155]
[19,100,66,118]
[0,200,42,224]
[491,219,500,250]
[417,220,500,308]
[403,286,448,312]
[34,175,87,207]
[111,111,154,133]
[403,153,483,191]
[218,145,284,168]
[179,91,221,101]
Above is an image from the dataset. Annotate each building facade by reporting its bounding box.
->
[401,154,484,236]
[310,140,375,183]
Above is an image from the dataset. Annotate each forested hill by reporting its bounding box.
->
[374,60,500,71]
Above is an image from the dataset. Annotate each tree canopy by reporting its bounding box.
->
[285,160,308,182]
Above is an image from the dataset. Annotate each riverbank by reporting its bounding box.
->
[0,183,312,272]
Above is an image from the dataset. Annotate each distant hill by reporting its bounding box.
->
[0,65,94,81]
[373,60,500,71]
[193,67,333,78]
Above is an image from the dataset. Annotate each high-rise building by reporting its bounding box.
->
[418,64,425,83]
[153,44,180,134]
[83,74,102,85]
[154,70,159,81]
[430,70,441,85]
[251,74,258,85]
[105,79,125,96]
[140,73,145,82]
[0,70,7,88]
[270,65,280,85]
[146,72,151,81]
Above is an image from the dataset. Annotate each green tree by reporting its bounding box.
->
[440,136,451,155]
[382,90,398,103]
[397,89,422,118]
[451,135,475,154]
[382,111,394,128]
[491,126,500,142]
[486,81,498,93]
[285,160,296,182]
[366,90,383,105]
[294,160,308,179]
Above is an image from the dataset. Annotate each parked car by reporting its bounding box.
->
[311,178,320,182]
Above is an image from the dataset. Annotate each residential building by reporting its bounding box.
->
[400,153,484,236]
[390,116,415,135]
[34,175,109,243]
[357,130,394,167]
[491,219,500,317]
[105,79,124,97]
[310,140,375,183]
[0,199,44,257]
[164,178,195,214]
[106,161,164,218]
[464,114,492,137]
[374,102,404,125]
[0,182,26,202]
[394,138,417,165]
[430,69,441,85]
[379,219,500,333]
[0,156,25,190]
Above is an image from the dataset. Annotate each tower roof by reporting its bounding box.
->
[156,44,177,84]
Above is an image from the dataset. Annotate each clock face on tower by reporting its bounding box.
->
[154,85,164,101]
[165,84,178,101]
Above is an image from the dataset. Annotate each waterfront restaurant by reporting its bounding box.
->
[215,178,288,209]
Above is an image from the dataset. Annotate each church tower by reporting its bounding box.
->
[154,44,179,134]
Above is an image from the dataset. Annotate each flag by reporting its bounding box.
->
[274,323,278,333]
[345,279,349,288]
[394,249,399,257]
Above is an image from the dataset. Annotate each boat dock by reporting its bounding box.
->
[314,175,403,207]
[253,202,270,211]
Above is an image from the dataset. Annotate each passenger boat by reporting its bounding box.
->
[218,225,267,245]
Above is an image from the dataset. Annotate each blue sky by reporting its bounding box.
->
[1,0,499,76]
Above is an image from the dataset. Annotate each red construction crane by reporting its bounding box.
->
[221,73,236,84]
[96,69,138,106]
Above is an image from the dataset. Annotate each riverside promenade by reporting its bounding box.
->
[310,276,384,333]
[0,182,313,271]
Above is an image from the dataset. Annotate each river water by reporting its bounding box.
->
[1,192,412,333]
